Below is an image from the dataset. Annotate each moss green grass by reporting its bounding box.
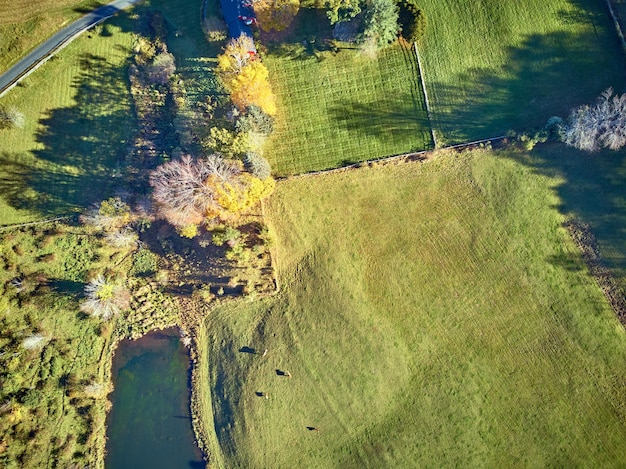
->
[264,42,432,175]
[417,0,626,144]
[199,149,626,467]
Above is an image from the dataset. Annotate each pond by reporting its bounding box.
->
[105,328,204,468]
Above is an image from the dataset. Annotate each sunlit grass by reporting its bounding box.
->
[0,14,137,224]
[264,43,432,175]
[199,149,626,467]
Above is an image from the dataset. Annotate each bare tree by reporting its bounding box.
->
[150,154,241,227]
[564,88,626,152]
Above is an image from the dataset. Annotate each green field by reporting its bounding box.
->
[0,0,104,74]
[417,0,626,144]
[0,13,137,225]
[199,149,626,467]
[264,28,432,175]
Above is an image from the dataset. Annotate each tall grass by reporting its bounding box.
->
[200,149,626,467]
[417,0,626,144]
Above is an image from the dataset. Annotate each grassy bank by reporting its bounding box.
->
[0,0,104,74]
[417,0,626,144]
[199,149,626,467]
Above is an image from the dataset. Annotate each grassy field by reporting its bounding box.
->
[417,0,626,144]
[199,149,626,467]
[0,0,104,74]
[0,12,137,225]
[263,11,432,175]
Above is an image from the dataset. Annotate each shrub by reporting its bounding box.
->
[130,249,159,276]
[204,16,228,42]
[397,0,426,43]
[80,197,132,232]
[243,152,272,180]
[0,106,25,129]
[80,275,130,320]
[236,105,275,135]
[212,226,242,246]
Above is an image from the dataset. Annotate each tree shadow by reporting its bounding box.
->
[426,2,625,144]
[0,52,136,217]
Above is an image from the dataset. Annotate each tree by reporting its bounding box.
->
[563,88,626,152]
[81,275,130,320]
[324,0,361,24]
[217,38,277,115]
[147,51,176,85]
[361,0,399,47]
[150,154,275,229]
[397,0,426,43]
[254,0,300,32]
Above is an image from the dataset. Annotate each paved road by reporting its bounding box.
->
[0,0,142,98]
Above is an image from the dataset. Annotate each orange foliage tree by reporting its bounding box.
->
[253,0,300,32]
[217,37,277,115]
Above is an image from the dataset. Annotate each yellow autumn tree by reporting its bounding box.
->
[254,0,300,32]
[217,37,277,115]
[150,154,274,231]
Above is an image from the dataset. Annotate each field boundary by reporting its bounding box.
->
[412,41,436,148]
[0,215,75,231]
[280,135,508,180]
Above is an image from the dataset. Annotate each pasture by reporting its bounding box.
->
[263,14,432,175]
[417,0,626,144]
[0,12,136,225]
[199,149,626,467]
[0,0,103,73]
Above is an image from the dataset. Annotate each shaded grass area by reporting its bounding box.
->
[0,0,104,73]
[200,149,626,467]
[0,13,137,225]
[417,0,626,144]
[263,13,431,175]
[517,144,626,290]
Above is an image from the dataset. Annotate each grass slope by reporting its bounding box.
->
[418,0,626,144]
[264,38,432,175]
[0,13,137,225]
[0,0,104,74]
[201,149,626,467]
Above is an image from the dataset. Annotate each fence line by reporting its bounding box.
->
[282,135,508,180]
[605,0,626,55]
[0,215,73,231]
[412,42,436,148]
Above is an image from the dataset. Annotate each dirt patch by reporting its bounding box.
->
[565,219,626,324]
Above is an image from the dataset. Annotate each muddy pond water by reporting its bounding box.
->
[105,328,204,468]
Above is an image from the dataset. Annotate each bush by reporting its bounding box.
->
[212,226,242,247]
[243,152,272,180]
[80,275,130,320]
[204,16,228,42]
[236,105,275,135]
[130,249,159,276]
[397,0,426,43]
[0,106,25,129]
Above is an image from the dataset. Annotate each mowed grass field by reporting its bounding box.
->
[0,0,103,73]
[418,0,626,144]
[264,40,432,175]
[0,12,137,225]
[198,149,626,467]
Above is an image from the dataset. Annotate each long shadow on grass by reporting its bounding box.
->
[0,53,135,216]
[428,2,625,144]
[516,143,626,281]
